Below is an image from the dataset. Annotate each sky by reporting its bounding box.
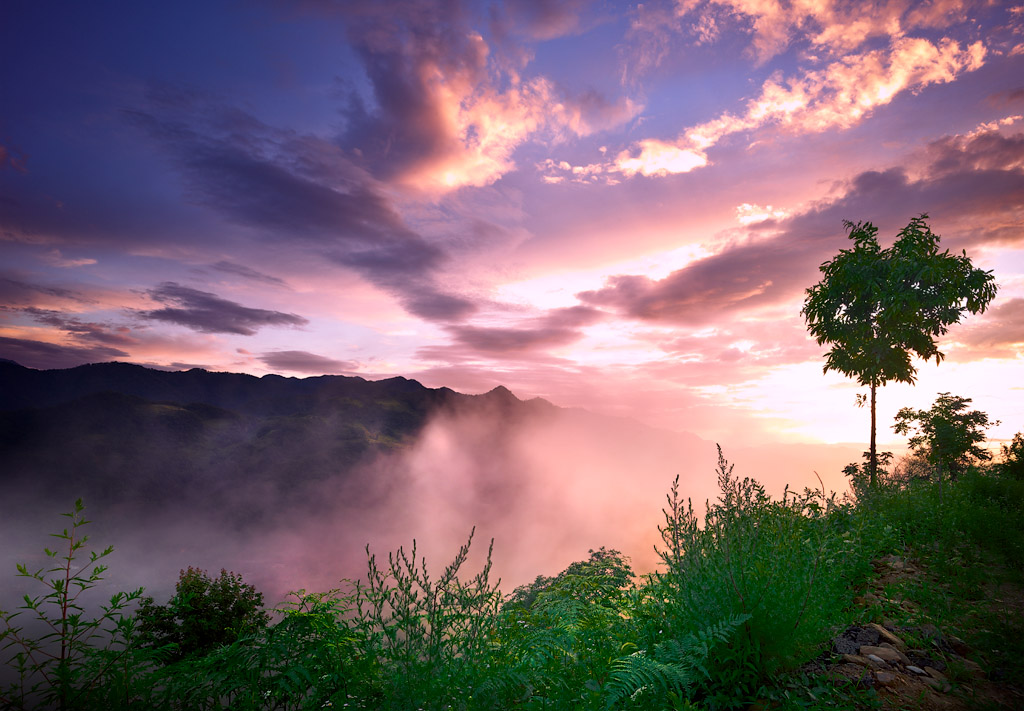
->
[2,0,1023,458]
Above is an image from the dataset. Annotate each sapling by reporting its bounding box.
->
[0,498,143,711]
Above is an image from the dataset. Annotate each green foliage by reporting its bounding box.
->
[802,215,997,484]
[504,547,634,611]
[135,566,270,663]
[0,499,143,711]
[995,431,1024,480]
[352,528,503,710]
[605,614,749,709]
[487,549,637,709]
[630,447,869,708]
[893,392,997,482]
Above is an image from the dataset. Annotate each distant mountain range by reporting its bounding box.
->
[0,360,558,523]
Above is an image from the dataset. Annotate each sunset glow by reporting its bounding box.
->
[2,0,1023,465]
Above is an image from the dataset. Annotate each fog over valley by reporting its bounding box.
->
[0,361,859,607]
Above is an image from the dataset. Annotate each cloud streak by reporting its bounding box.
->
[139,282,308,336]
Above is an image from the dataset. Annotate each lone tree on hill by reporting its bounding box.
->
[894,392,997,485]
[802,215,997,488]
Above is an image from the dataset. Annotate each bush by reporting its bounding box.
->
[135,566,269,663]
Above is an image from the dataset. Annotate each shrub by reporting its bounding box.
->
[135,566,269,663]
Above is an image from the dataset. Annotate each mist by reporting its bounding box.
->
[1,395,859,618]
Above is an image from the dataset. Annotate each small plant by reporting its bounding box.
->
[0,498,143,711]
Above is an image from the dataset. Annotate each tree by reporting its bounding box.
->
[894,393,997,487]
[802,215,997,487]
[996,432,1024,480]
[134,566,269,662]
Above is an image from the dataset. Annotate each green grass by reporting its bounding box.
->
[3,454,1022,710]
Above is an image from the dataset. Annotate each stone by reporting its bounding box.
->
[919,623,941,640]
[860,645,902,663]
[946,634,971,656]
[874,670,897,686]
[842,654,881,669]
[959,658,985,679]
[906,665,926,675]
[921,676,952,693]
[866,654,887,665]
[867,623,906,649]
[924,666,948,683]
[879,642,911,665]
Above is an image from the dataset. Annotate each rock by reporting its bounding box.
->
[867,622,906,649]
[874,670,898,686]
[879,642,911,665]
[843,654,882,669]
[924,666,948,683]
[834,626,881,655]
[959,657,985,679]
[906,665,926,675]
[908,652,945,672]
[946,634,971,656]
[921,676,952,693]
[860,645,902,663]
[919,623,941,640]
[866,654,887,665]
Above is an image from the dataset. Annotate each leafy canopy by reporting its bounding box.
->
[135,566,269,662]
[802,215,997,388]
[894,392,997,481]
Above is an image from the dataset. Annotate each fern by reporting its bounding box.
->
[605,613,750,708]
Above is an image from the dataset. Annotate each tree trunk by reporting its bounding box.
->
[869,381,878,487]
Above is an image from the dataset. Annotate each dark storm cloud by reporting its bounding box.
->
[124,93,476,323]
[0,336,128,370]
[210,261,288,287]
[139,282,307,336]
[578,130,1024,325]
[258,350,359,374]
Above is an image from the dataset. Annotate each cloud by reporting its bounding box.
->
[578,127,1024,325]
[560,6,988,183]
[258,350,359,374]
[125,93,476,322]
[677,0,980,64]
[139,282,308,336]
[493,0,597,40]
[948,298,1024,358]
[424,305,606,361]
[0,275,88,306]
[210,261,288,287]
[0,336,128,370]
[335,0,639,192]
[38,249,96,268]
[22,308,138,348]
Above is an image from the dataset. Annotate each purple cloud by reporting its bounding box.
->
[139,282,308,335]
[258,350,359,374]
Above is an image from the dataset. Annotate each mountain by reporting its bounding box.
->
[0,360,559,522]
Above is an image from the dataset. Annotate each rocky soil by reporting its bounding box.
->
[818,552,1024,710]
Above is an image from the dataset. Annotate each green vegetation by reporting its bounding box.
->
[4,439,1022,710]
[802,215,997,485]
